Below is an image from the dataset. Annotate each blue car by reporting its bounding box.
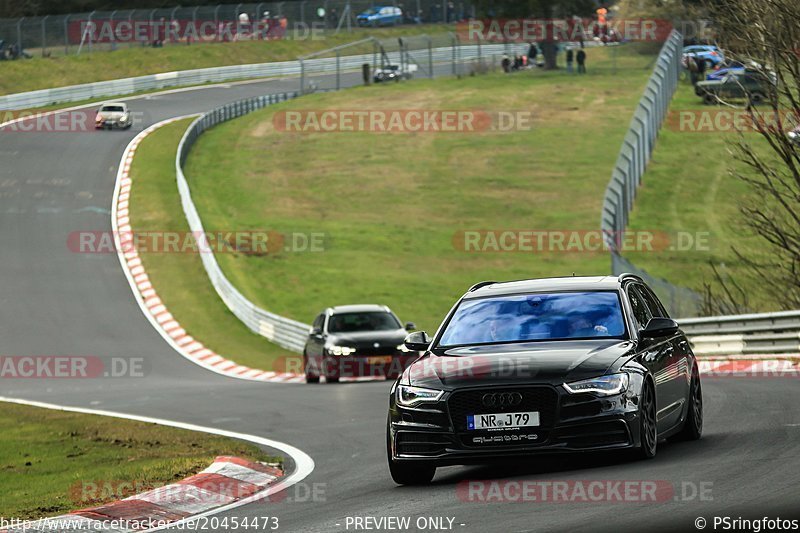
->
[357,6,403,27]
[683,45,725,68]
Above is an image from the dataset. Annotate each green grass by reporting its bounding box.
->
[0,25,450,96]
[128,119,291,370]
[623,81,772,310]
[0,402,279,520]
[173,45,657,347]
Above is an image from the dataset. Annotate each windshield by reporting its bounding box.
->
[327,311,401,333]
[438,291,626,346]
[361,8,379,15]
[100,106,124,113]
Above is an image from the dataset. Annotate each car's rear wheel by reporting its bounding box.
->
[304,354,320,384]
[676,365,703,441]
[633,379,657,460]
[386,420,435,485]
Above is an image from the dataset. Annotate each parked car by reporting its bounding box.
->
[789,125,800,146]
[303,304,420,383]
[95,102,132,130]
[682,44,725,68]
[373,63,418,82]
[696,71,774,105]
[386,275,703,485]
[357,6,403,27]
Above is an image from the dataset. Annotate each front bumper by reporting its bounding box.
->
[389,384,643,465]
[317,353,418,379]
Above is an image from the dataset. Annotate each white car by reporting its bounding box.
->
[373,63,418,83]
[95,102,132,130]
[789,126,800,146]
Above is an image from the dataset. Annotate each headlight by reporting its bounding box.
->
[563,373,629,396]
[326,344,355,356]
[396,385,443,407]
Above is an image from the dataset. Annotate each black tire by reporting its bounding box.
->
[325,375,340,383]
[749,92,765,105]
[386,422,435,485]
[676,365,703,441]
[633,379,658,460]
[304,355,320,384]
[703,93,718,105]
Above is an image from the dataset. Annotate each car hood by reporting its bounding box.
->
[327,329,407,349]
[404,339,636,390]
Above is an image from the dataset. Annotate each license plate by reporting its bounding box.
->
[467,411,539,430]
[366,356,392,365]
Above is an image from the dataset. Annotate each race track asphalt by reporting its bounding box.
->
[1,70,798,532]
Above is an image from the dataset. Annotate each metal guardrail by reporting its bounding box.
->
[679,310,800,356]
[598,30,706,317]
[600,29,682,245]
[175,91,312,353]
[0,43,521,111]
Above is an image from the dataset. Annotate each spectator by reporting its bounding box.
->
[527,42,537,64]
[696,55,707,81]
[688,54,699,85]
[576,49,586,74]
[501,54,511,73]
[566,47,574,73]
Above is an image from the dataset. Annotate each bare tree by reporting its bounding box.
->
[703,0,800,311]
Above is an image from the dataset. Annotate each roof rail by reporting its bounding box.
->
[618,272,644,283]
[468,280,497,292]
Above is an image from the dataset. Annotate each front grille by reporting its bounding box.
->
[353,346,396,357]
[447,386,559,433]
[396,431,453,456]
[551,420,630,448]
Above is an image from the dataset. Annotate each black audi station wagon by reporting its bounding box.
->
[387,275,703,485]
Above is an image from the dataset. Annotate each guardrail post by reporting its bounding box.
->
[41,15,49,57]
[64,15,70,55]
[16,17,24,53]
[336,50,341,90]
[300,58,305,93]
[428,35,433,78]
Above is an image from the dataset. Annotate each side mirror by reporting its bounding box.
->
[641,317,679,339]
[405,322,416,331]
[404,331,431,352]
[310,326,323,337]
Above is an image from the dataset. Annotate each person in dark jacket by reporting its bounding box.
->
[566,47,574,73]
[576,49,587,74]
[527,42,537,63]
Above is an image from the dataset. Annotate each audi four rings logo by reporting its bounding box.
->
[481,392,523,408]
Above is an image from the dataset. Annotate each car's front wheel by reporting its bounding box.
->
[304,354,320,384]
[386,421,435,485]
[633,379,657,460]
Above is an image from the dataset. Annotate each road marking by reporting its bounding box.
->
[0,396,315,532]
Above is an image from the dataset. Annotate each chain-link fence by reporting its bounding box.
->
[0,1,475,59]
[299,33,527,92]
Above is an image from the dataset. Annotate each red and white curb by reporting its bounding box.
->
[113,118,385,385]
[112,117,309,384]
[1,456,283,533]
